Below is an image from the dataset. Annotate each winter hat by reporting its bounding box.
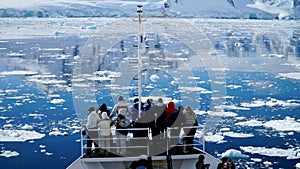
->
[101,112,109,120]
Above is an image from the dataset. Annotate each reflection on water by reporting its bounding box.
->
[0,19,299,97]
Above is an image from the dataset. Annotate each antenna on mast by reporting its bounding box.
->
[137,5,143,118]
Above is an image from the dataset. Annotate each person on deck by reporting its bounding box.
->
[167,105,186,148]
[164,101,177,127]
[114,113,130,155]
[130,98,143,122]
[97,103,111,118]
[195,154,210,169]
[153,98,167,136]
[83,106,101,157]
[144,98,154,111]
[217,157,229,169]
[111,96,131,119]
[183,105,198,153]
[98,112,112,156]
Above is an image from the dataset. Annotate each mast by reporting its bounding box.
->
[137,5,143,118]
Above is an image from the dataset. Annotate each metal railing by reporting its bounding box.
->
[80,125,205,157]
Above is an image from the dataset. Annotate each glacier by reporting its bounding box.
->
[0,0,299,19]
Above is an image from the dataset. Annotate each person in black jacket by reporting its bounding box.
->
[195,155,210,169]
[217,157,229,169]
[114,114,130,155]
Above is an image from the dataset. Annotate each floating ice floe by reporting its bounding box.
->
[215,105,250,111]
[235,119,264,127]
[39,145,46,149]
[0,129,45,142]
[150,74,160,82]
[0,70,38,76]
[45,152,53,156]
[21,124,34,130]
[49,128,68,136]
[251,158,262,162]
[241,98,300,108]
[0,116,9,120]
[277,72,300,80]
[221,149,249,158]
[240,146,300,159]
[28,113,45,119]
[296,163,300,169]
[0,150,20,158]
[178,86,212,94]
[206,111,238,117]
[226,84,242,89]
[203,132,225,143]
[263,161,273,166]
[50,98,66,104]
[236,116,300,132]
[222,131,254,138]
[240,99,266,108]
[263,116,300,132]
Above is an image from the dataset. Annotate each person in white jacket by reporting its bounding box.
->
[83,106,100,157]
[111,96,131,119]
[98,112,112,156]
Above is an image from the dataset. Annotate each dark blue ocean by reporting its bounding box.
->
[0,18,300,169]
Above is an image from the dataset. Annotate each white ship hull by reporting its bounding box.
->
[67,148,220,169]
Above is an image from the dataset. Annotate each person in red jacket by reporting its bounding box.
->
[164,101,177,126]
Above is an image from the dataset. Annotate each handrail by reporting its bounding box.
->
[80,125,204,157]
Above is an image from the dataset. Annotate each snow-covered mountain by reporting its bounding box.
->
[0,0,299,19]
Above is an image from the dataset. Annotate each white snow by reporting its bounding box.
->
[247,1,293,19]
[0,129,45,142]
[0,0,298,19]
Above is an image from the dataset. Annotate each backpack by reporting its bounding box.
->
[119,118,130,128]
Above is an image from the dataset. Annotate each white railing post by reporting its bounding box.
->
[81,129,83,156]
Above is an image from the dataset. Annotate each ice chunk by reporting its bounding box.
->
[0,70,38,76]
[0,150,19,158]
[223,132,254,138]
[240,146,300,159]
[235,119,263,127]
[0,129,45,142]
[50,98,66,104]
[263,116,300,132]
[222,149,249,158]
